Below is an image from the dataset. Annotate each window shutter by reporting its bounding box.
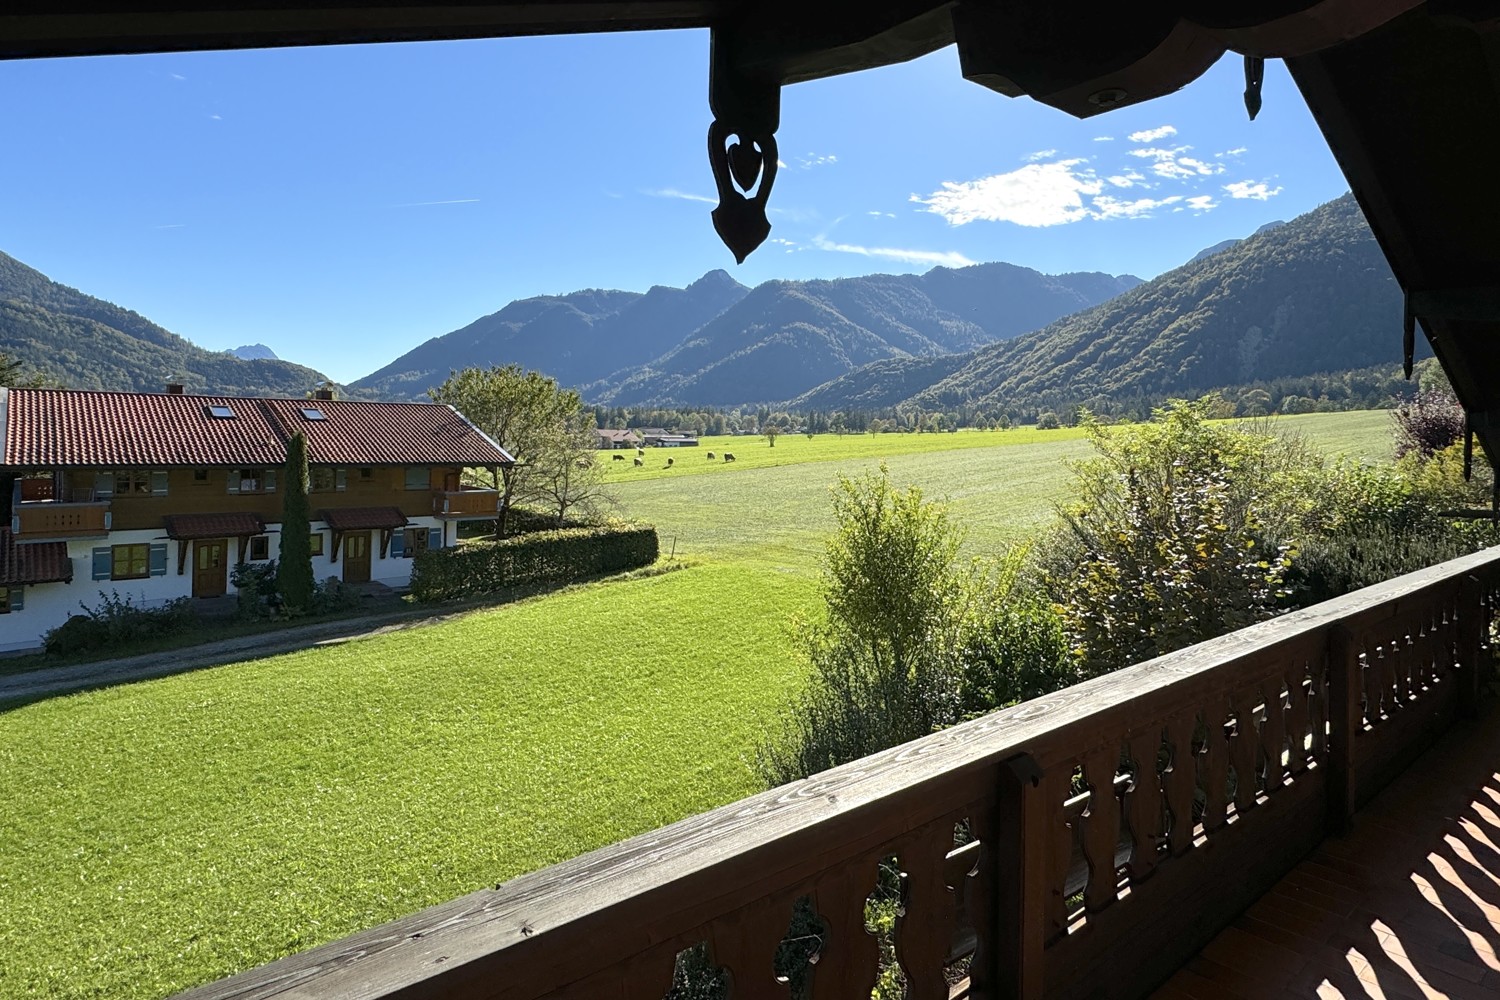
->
[150,471,170,496]
[227,470,240,495]
[95,472,114,497]
[265,469,278,493]
[335,468,347,492]
[149,543,168,577]
[10,587,23,611]
[92,548,112,580]
[391,528,405,558]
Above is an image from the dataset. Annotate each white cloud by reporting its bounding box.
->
[796,153,838,169]
[1093,136,1115,142]
[1128,145,1223,180]
[209,114,222,120]
[812,236,975,268]
[169,73,187,81]
[1186,195,1218,211]
[1128,125,1178,143]
[1224,180,1283,200]
[866,210,896,218]
[1025,149,1058,162]
[776,159,788,169]
[911,160,1103,227]
[1092,195,1183,220]
[153,223,187,229]
[1105,171,1148,188]
[1216,147,1248,158]
[644,188,717,204]
[393,197,481,208]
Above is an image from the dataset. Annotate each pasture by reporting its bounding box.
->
[0,408,1395,999]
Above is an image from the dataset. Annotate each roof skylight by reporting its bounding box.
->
[300,407,327,421]
[206,405,236,419]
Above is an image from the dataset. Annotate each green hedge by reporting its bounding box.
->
[410,523,660,602]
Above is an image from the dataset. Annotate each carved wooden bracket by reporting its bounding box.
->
[708,26,780,263]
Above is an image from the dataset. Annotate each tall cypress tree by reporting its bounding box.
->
[277,432,315,611]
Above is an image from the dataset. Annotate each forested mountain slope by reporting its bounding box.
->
[0,251,330,395]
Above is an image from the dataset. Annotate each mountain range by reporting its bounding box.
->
[793,194,1408,416]
[0,251,330,395]
[350,264,1142,405]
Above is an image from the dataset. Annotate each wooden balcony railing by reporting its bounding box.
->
[432,488,501,518]
[176,548,1500,1000]
[12,501,110,538]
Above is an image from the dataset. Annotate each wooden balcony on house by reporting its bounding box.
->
[432,487,501,519]
[12,500,110,538]
[175,549,1500,1000]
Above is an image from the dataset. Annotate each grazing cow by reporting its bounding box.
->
[724,453,736,462]
[666,457,675,468]
[612,454,625,461]
[637,447,645,456]
[707,452,715,460]
[633,457,643,467]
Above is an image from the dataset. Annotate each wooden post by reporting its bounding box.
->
[1459,576,1484,720]
[995,753,1046,1000]
[1326,626,1362,833]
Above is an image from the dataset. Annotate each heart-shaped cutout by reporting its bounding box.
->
[727,139,762,192]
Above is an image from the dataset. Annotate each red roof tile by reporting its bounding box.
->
[0,530,73,585]
[1,389,514,468]
[320,506,409,531]
[164,512,267,540]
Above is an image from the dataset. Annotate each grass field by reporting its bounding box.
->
[0,409,1396,999]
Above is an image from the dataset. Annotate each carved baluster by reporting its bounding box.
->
[1380,634,1401,710]
[713,897,794,1000]
[1079,747,1121,912]
[1361,640,1382,724]
[964,805,999,1000]
[893,824,958,1000]
[1392,626,1413,703]
[1260,676,1288,793]
[809,862,880,1000]
[1228,685,1263,814]
[1200,697,1231,832]
[1123,729,1165,881]
[1284,660,1311,774]
[1043,765,1074,939]
[1307,654,1327,760]
[1164,715,1198,856]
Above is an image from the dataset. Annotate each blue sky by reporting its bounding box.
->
[0,30,1351,383]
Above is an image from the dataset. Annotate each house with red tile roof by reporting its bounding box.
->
[0,386,513,651]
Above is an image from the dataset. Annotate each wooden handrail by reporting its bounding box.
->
[175,547,1500,1000]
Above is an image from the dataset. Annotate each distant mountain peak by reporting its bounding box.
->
[688,268,745,292]
[228,343,278,361]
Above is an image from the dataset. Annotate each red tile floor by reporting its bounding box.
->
[1152,710,1500,999]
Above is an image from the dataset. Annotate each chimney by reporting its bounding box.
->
[314,388,334,400]
[166,383,185,395]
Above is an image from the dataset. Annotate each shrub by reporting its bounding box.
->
[43,591,196,656]
[1287,522,1478,605]
[758,465,978,785]
[1041,398,1304,677]
[408,522,659,601]
[1036,411,1061,430]
[230,560,280,619]
[960,553,1076,714]
[1394,388,1466,459]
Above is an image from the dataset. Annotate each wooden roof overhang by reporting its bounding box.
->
[3,2,1497,455]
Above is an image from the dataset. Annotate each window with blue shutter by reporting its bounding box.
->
[149,543,168,577]
[265,469,277,493]
[150,471,170,496]
[335,467,347,492]
[390,528,405,558]
[227,470,240,494]
[94,472,114,498]
[9,587,22,612]
[92,547,112,580]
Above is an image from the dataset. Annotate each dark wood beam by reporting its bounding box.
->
[0,3,733,60]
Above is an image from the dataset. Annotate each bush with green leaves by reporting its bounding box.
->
[230,560,281,619]
[43,591,196,656]
[1041,398,1303,677]
[758,464,979,785]
[960,548,1077,715]
[409,522,659,602]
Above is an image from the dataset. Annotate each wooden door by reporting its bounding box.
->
[343,531,371,584]
[193,538,228,598]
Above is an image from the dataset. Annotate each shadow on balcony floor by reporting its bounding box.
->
[1153,703,1500,999]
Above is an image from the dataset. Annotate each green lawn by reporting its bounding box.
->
[0,563,812,1000]
[0,409,1396,999]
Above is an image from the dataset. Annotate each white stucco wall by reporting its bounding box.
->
[0,517,448,653]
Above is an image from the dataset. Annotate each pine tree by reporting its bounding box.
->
[277,432,315,611]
